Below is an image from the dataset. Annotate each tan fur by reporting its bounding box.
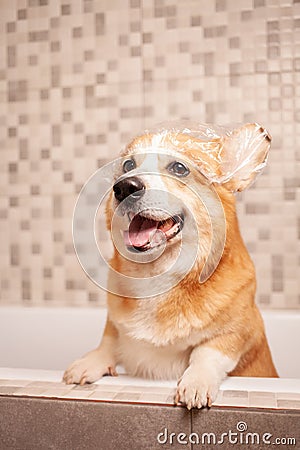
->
[64,123,277,408]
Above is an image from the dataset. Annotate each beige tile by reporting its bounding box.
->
[276,399,300,410]
[27,381,66,388]
[94,384,123,392]
[276,392,300,401]
[13,387,48,397]
[88,391,118,401]
[0,379,31,387]
[119,385,174,395]
[218,389,250,407]
[213,390,223,405]
[249,391,277,408]
[73,384,96,391]
[41,387,74,398]
[113,392,141,401]
[62,390,94,399]
[0,386,21,395]
[220,397,250,407]
[165,394,176,405]
[223,390,249,398]
[138,393,172,404]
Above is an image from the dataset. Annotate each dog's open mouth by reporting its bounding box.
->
[123,212,184,252]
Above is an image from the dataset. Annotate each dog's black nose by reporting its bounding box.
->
[113,177,145,202]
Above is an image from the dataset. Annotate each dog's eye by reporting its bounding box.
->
[123,159,136,173]
[167,161,190,177]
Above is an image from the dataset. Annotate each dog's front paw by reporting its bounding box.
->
[63,350,117,385]
[174,367,220,410]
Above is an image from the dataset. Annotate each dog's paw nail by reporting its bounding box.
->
[174,392,181,405]
[108,366,118,376]
[66,377,73,385]
[176,372,218,410]
[79,375,87,386]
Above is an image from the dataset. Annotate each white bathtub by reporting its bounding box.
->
[0,306,299,379]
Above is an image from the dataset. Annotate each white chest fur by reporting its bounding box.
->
[113,312,214,380]
[116,332,191,380]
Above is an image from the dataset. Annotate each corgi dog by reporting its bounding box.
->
[64,122,278,409]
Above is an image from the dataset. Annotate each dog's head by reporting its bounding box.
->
[106,122,270,282]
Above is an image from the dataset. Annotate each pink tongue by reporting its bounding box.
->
[124,215,159,247]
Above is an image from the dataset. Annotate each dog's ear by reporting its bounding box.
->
[219,123,271,192]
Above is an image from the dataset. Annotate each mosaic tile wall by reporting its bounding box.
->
[0,0,299,308]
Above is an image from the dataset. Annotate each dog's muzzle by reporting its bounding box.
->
[113,176,145,203]
[112,176,184,252]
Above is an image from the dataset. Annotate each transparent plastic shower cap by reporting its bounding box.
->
[125,120,271,192]
[144,120,238,140]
